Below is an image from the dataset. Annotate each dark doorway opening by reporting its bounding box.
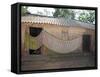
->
[82,34,91,52]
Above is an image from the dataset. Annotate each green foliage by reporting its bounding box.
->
[53,8,95,24]
[21,6,28,16]
[53,9,75,19]
[78,11,95,24]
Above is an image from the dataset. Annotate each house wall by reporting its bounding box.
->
[21,22,95,56]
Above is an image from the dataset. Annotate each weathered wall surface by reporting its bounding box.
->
[21,22,95,56]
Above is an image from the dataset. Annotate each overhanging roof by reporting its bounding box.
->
[21,16,95,30]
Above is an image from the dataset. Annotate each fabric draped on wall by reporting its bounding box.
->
[24,29,82,54]
[24,30,42,50]
[42,30,82,53]
[29,32,42,50]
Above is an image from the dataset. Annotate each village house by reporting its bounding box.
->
[21,15,95,56]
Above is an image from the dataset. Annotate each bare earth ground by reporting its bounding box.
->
[21,52,95,71]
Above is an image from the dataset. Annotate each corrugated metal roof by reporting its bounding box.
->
[21,16,95,30]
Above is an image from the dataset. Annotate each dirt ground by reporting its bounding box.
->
[21,52,95,71]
